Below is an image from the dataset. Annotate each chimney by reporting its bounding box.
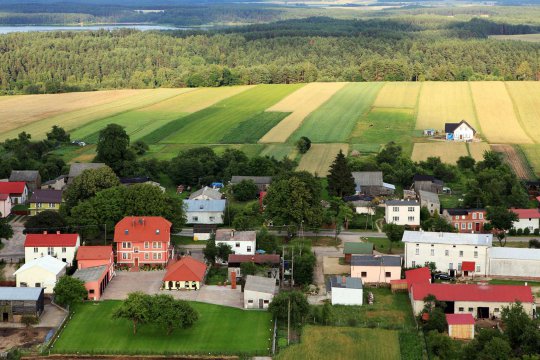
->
[231,271,237,289]
[43,231,47,234]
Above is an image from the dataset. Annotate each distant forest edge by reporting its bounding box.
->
[0,17,539,94]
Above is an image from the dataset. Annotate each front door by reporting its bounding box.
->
[475,222,480,232]
[2,312,8,322]
[259,299,264,309]
[134,257,139,267]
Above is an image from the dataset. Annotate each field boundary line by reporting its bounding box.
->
[412,81,422,128]
[504,82,536,144]
[467,81,485,142]
[514,145,537,180]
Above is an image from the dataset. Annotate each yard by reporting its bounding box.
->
[362,237,404,254]
[52,301,272,356]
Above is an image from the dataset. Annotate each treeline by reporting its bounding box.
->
[0,18,539,94]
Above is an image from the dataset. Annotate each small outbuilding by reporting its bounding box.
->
[328,276,363,306]
[13,255,67,294]
[163,257,207,290]
[72,265,110,301]
[343,242,373,264]
[243,275,277,309]
[446,314,475,340]
[0,287,44,322]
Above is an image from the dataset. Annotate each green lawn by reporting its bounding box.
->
[488,279,540,287]
[289,82,382,143]
[159,84,303,144]
[171,235,202,246]
[362,236,404,254]
[52,301,272,355]
[144,143,265,161]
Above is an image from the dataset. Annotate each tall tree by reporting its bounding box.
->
[268,291,310,326]
[63,166,120,211]
[203,237,218,264]
[486,206,518,247]
[46,125,70,144]
[113,292,152,335]
[327,150,355,197]
[53,276,87,308]
[24,210,67,234]
[94,123,136,175]
[216,243,233,263]
[0,214,14,245]
[151,294,198,335]
[383,223,405,253]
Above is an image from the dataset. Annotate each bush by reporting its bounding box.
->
[529,239,540,249]
[508,228,517,236]
[296,136,311,154]
[516,228,523,236]
[21,315,38,327]
[523,227,530,235]
[534,228,539,236]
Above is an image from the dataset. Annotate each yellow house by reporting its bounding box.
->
[29,189,63,216]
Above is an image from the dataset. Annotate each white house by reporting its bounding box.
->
[0,193,12,218]
[24,232,80,266]
[0,182,29,205]
[243,275,277,309]
[511,209,540,232]
[13,256,67,294]
[445,120,476,141]
[402,231,492,276]
[488,247,540,278]
[185,200,226,225]
[328,276,363,306]
[385,200,420,226]
[215,229,256,256]
[188,186,223,201]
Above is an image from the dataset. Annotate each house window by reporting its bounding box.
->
[494,308,499,313]
[192,216,198,222]
[393,216,399,222]
[461,223,466,229]
[248,300,253,304]
[454,223,459,229]
[479,213,483,219]
[134,248,139,253]
[461,215,465,220]
[124,229,129,235]
[408,216,415,222]
[459,251,463,257]
[361,272,367,277]
[474,251,478,258]
[408,207,415,212]
[157,253,162,260]
[385,272,391,277]
[153,253,157,260]
[235,242,240,248]
[89,289,95,294]
[33,247,38,253]
[144,242,149,249]
[459,307,464,312]
[476,265,481,272]
[36,203,42,208]
[157,242,162,249]
[122,242,131,249]
[61,258,66,263]
[472,213,477,220]
[122,253,128,260]
[144,253,149,260]
[449,263,453,270]
[412,261,416,267]
[209,216,215,221]
[49,203,54,208]
[445,250,449,256]
[247,246,252,252]
[393,207,399,212]
[468,223,472,230]
[458,263,462,271]
[47,247,53,255]
[415,248,419,255]
[61,247,66,253]
[20,282,27,287]
[468,308,473,312]
[35,283,41,287]
[455,216,459,220]
[430,249,434,256]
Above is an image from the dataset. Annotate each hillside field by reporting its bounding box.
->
[1,81,539,177]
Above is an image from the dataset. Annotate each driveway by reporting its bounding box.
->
[0,216,26,261]
[38,304,67,328]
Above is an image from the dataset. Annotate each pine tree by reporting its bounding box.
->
[327,150,355,197]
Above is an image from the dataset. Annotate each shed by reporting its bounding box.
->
[0,287,44,322]
[73,265,110,301]
[488,247,540,278]
[243,275,277,309]
[343,242,374,264]
[328,276,363,306]
[230,176,272,192]
[351,171,394,196]
[446,314,475,340]
[418,190,440,216]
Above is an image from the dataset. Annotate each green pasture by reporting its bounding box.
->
[221,111,291,143]
[260,144,297,160]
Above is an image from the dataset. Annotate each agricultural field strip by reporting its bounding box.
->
[373,82,420,109]
[297,143,348,176]
[411,142,470,165]
[490,34,540,42]
[467,142,492,162]
[520,145,540,177]
[505,82,540,143]
[259,82,347,143]
[492,144,535,180]
[260,144,297,160]
[288,83,383,143]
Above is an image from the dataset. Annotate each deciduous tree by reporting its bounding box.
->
[269,291,310,326]
[113,292,152,335]
[53,276,87,309]
[24,210,67,234]
[94,123,136,175]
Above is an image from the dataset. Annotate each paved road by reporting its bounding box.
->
[0,216,26,261]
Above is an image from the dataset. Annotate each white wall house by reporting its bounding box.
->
[488,247,540,278]
[24,232,80,266]
[329,276,363,306]
[243,275,277,309]
[445,120,476,141]
[511,209,540,232]
[13,256,67,294]
[385,200,420,226]
[185,200,226,225]
[402,231,492,276]
[215,229,256,256]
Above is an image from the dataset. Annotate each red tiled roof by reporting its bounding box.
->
[412,283,534,303]
[405,267,431,290]
[77,246,112,261]
[114,216,172,243]
[512,209,540,219]
[227,254,280,264]
[446,314,475,325]
[462,261,475,272]
[163,257,207,282]
[0,194,9,201]
[0,182,26,195]
[25,233,79,247]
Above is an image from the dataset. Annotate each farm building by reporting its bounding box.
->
[215,229,256,256]
[391,267,432,292]
[385,200,420,226]
[9,170,41,192]
[0,182,28,205]
[185,200,226,240]
[41,175,66,191]
[442,209,488,233]
[0,193,12,218]
[445,120,476,141]
[230,176,272,192]
[28,189,63,216]
[413,175,444,194]
[343,242,374,264]
[0,287,44,323]
[73,265,111,301]
[343,194,376,215]
[402,231,492,276]
[76,245,115,281]
[410,283,535,319]
[350,255,401,284]
[510,208,540,232]
[488,247,540,278]
[351,171,395,196]
[328,276,363,306]
[162,257,207,290]
[446,314,475,340]
[24,232,80,266]
[67,163,106,185]
[243,275,277,309]
[13,255,66,294]
[189,186,223,200]
[418,190,440,216]
[227,254,281,282]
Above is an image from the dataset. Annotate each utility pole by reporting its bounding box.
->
[287,297,291,345]
[291,248,294,288]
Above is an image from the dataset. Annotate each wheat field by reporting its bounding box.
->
[373,82,420,108]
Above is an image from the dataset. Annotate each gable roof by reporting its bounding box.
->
[244,275,277,294]
[343,242,373,255]
[405,267,431,290]
[68,163,106,179]
[73,265,108,283]
[446,314,474,326]
[351,171,383,187]
[0,182,27,195]
[163,257,207,282]
[329,275,363,289]
[114,216,171,243]
[0,287,43,301]
[411,283,534,303]
[511,208,540,219]
[185,199,226,212]
[227,254,280,265]
[29,189,63,204]
[76,246,113,261]
[402,231,492,246]
[24,233,79,247]
[9,170,40,182]
[230,176,272,185]
[444,120,476,134]
[216,229,256,243]
[14,255,66,276]
[351,255,401,267]
[419,190,439,204]
[189,186,222,200]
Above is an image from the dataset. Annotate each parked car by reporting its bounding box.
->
[434,273,455,281]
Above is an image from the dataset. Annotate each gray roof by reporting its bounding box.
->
[29,189,63,203]
[72,265,108,282]
[489,247,540,261]
[351,255,402,267]
[9,170,40,182]
[189,186,222,200]
[0,287,43,301]
[43,175,66,186]
[386,200,420,206]
[418,190,439,204]
[230,176,272,185]
[402,230,493,246]
[185,199,226,213]
[244,275,277,294]
[216,229,256,242]
[351,171,383,187]
[329,276,363,289]
[68,163,106,179]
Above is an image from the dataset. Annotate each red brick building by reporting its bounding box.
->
[442,209,487,233]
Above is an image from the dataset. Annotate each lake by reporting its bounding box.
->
[0,24,189,34]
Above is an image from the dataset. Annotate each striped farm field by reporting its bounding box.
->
[520,144,540,177]
[289,83,382,143]
[373,82,420,109]
[467,142,492,161]
[470,82,533,144]
[259,82,346,143]
[260,144,298,160]
[159,84,303,144]
[411,142,469,164]
[416,82,478,131]
[297,143,348,176]
[505,82,540,142]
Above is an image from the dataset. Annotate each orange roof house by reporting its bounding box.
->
[77,245,115,281]
[163,257,207,291]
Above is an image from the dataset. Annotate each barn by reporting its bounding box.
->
[488,247,540,278]
[0,287,44,323]
[446,314,475,340]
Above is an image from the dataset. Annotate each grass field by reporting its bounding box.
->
[363,237,404,254]
[521,144,540,177]
[297,143,348,176]
[288,83,382,143]
[145,143,265,161]
[467,142,491,161]
[260,144,297,160]
[373,82,420,109]
[505,82,540,142]
[259,82,346,143]
[276,326,400,360]
[159,84,303,144]
[411,142,469,164]
[52,301,272,355]
[470,81,533,144]
[490,34,540,42]
[416,82,478,131]
[221,111,291,143]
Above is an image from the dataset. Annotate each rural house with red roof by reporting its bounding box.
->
[0,182,28,205]
[162,256,207,290]
[511,208,540,232]
[114,216,173,268]
[227,254,281,282]
[24,232,80,266]
[390,266,431,292]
